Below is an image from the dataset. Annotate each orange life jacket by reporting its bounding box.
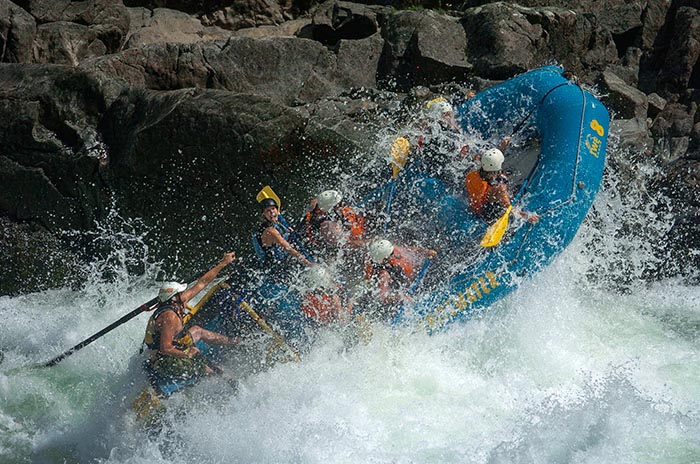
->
[305,205,366,245]
[465,170,491,216]
[364,247,416,283]
[301,288,349,323]
[337,206,366,239]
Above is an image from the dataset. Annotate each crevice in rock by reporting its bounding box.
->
[611,26,641,58]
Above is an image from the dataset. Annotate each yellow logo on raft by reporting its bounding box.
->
[586,119,605,159]
[424,271,500,330]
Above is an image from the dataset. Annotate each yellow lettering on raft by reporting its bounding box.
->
[424,270,502,330]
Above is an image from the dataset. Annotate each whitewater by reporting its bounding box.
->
[2,141,700,463]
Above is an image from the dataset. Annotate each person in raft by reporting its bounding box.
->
[254,197,314,271]
[142,253,240,389]
[300,265,353,325]
[363,239,436,308]
[464,147,539,225]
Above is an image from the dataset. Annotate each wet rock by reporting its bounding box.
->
[610,117,653,157]
[124,7,233,47]
[380,9,471,90]
[0,216,83,296]
[85,35,382,105]
[599,69,648,120]
[647,92,667,119]
[0,64,109,230]
[0,0,36,63]
[657,6,700,96]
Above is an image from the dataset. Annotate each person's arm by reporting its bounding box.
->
[513,207,539,224]
[157,312,198,359]
[263,226,313,266]
[180,252,236,304]
[498,136,511,152]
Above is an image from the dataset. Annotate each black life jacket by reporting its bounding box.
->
[142,302,193,352]
[253,219,291,266]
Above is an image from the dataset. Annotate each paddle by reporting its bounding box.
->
[480,206,513,247]
[40,296,161,368]
[256,185,315,262]
[34,265,229,370]
[256,185,282,210]
[238,300,301,363]
[383,136,411,233]
[407,257,432,296]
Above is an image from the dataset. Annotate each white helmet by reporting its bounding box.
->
[368,239,394,263]
[427,98,453,120]
[481,148,504,172]
[158,281,187,302]
[316,190,342,212]
[304,266,334,290]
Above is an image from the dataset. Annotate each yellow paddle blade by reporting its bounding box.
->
[391,136,411,178]
[256,185,282,210]
[480,206,512,247]
[425,97,447,109]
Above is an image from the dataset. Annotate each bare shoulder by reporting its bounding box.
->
[156,309,179,325]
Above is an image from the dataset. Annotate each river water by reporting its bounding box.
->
[2,144,700,463]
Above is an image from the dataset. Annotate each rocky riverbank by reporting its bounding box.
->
[1,0,698,295]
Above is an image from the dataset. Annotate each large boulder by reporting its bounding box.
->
[298,0,386,45]
[461,3,617,81]
[657,6,700,96]
[379,9,471,90]
[84,35,383,105]
[200,0,288,31]
[0,0,36,63]
[34,21,109,65]
[124,7,233,48]
[0,64,109,230]
[22,0,130,62]
[0,216,83,296]
[598,69,648,120]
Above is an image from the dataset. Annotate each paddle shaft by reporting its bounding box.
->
[239,301,301,362]
[42,297,160,367]
[383,180,398,233]
[277,214,315,263]
[408,258,432,296]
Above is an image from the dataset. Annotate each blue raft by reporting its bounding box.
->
[142,66,610,401]
[388,66,609,331]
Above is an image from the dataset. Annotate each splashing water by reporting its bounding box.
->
[2,136,700,463]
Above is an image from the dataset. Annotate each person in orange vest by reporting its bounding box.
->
[300,265,353,325]
[364,239,436,307]
[465,147,539,224]
[302,190,369,259]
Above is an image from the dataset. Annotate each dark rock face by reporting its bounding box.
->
[1,0,699,294]
[0,0,36,63]
[84,35,382,104]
